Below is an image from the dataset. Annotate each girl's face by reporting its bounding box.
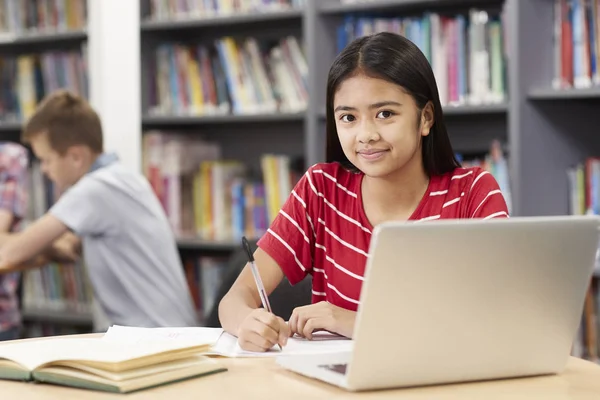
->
[333,73,433,179]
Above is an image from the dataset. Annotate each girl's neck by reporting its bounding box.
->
[361,160,430,222]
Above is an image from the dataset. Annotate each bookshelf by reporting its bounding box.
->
[0,0,597,359]
[0,0,94,336]
[136,0,599,357]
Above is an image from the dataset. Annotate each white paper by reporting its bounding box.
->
[101,325,353,358]
[102,325,224,345]
[209,331,353,358]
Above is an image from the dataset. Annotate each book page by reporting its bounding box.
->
[209,331,353,358]
[0,337,211,371]
[102,325,224,345]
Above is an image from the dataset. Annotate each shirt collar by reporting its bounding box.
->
[89,152,119,173]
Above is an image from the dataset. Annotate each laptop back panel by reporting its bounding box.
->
[345,217,599,391]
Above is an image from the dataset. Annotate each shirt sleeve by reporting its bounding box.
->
[0,144,29,223]
[257,166,320,285]
[49,175,117,236]
[466,169,510,219]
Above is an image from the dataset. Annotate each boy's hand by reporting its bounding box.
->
[48,233,81,263]
[288,301,356,340]
[237,308,290,352]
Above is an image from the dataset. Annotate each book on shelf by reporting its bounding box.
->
[142,131,300,242]
[335,7,508,107]
[455,140,512,214]
[553,0,600,90]
[147,35,308,117]
[0,0,87,37]
[146,0,305,21]
[183,255,229,322]
[567,157,600,363]
[0,46,88,124]
[0,336,226,393]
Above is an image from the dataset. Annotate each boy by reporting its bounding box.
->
[0,90,198,328]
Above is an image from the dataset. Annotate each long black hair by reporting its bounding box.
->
[325,32,460,176]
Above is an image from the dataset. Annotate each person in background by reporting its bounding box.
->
[0,142,83,341]
[0,90,198,329]
[218,32,510,352]
[0,142,29,341]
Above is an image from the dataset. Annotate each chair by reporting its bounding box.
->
[204,247,312,328]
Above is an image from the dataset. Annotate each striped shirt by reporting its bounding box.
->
[257,162,509,312]
[0,143,29,331]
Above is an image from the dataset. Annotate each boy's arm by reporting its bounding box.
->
[0,209,15,246]
[0,214,69,272]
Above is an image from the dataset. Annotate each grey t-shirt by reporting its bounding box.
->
[49,161,198,328]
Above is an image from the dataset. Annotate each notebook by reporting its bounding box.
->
[0,336,227,393]
[102,325,353,358]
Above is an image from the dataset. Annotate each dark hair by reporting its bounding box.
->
[325,32,460,176]
[22,89,103,155]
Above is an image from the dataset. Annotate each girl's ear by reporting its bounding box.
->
[420,101,435,137]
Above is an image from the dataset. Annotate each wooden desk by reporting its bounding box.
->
[1,352,599,399]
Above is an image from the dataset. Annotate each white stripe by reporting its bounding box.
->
[430,190,448,196]
[471,189,502,217]
[266,229,307,272]
[314,243,366,281]
[325,254,365,281]
[312,290,326,296]
[452,171,473,180]
[443,197,460,208]
[292,190,306,209]
[327,282,360,305]
[306,173,371,234]
[318,218,369,258]
[306,213,316,238]
[417,215,440,222]
[483,211,509,220]
[312,169,358,198]
[280,210,310,244]
[470,170,489,191]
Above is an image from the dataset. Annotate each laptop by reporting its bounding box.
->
[276,216,600,391]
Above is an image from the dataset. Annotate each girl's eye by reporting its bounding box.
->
[340,114,356,123]
[377,110,394,119]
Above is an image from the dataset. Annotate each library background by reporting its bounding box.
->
[0,0,598,362]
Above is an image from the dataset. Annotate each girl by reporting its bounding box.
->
[218,32,509,352]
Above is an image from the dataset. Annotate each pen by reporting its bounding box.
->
[242,236,282,351]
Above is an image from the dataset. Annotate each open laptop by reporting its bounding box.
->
[276,215,600,391]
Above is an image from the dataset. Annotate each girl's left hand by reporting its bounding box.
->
[288,301,356,340]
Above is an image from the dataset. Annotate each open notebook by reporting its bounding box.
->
[103,325,354,358]
[0,336,226,393]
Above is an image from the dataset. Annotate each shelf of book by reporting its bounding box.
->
[0,122,21,131]
[140,9,304,31]
[176,238,241,252]
[142,112,305,127]
[318,0,496,14]
[0,29,87,47]
[528,87,600,100]
[21,308,93,327]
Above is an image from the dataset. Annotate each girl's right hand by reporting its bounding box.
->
[237,308,290,352]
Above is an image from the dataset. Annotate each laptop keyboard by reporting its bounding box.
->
[319,363,348,375]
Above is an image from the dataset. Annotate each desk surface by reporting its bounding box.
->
[1,352,600,399]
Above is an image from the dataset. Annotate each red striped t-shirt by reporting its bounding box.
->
[257,162,509,312]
